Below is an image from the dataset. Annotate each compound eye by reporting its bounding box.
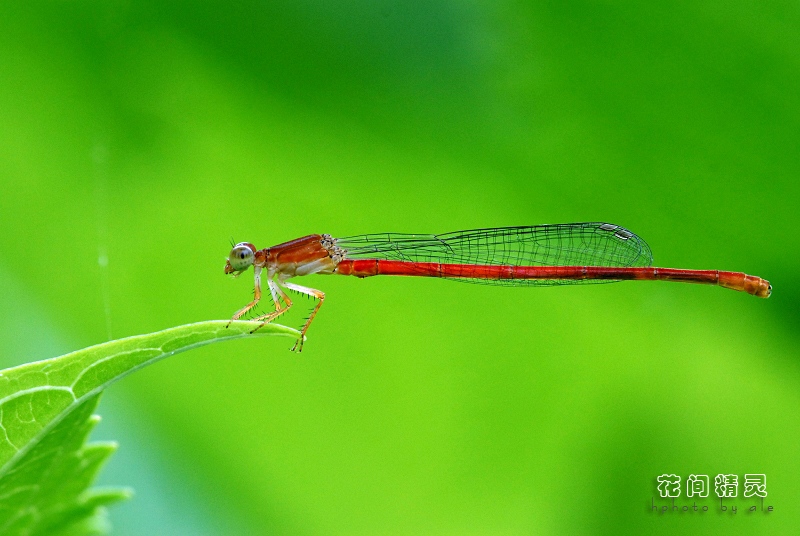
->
[228,243,255,271]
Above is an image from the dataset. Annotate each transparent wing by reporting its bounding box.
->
[335,222,653,287]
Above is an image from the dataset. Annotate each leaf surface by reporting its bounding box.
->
[0,320,299,534]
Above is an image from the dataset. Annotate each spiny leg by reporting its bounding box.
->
[282,281,325,352]
[227,266,263,327]
[250,278,293,333]
[266,273,286,311]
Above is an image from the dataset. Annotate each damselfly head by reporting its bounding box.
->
[225,242,256,276]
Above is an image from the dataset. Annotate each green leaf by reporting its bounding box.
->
[0,320,299,535]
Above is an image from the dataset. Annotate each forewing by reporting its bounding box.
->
[336,223,653,287]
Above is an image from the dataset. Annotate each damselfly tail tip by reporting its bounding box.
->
[762,281,772,299]
[752,276,771,299]
[719,273,771,298]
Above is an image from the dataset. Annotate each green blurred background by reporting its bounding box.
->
[1,1,798,534]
